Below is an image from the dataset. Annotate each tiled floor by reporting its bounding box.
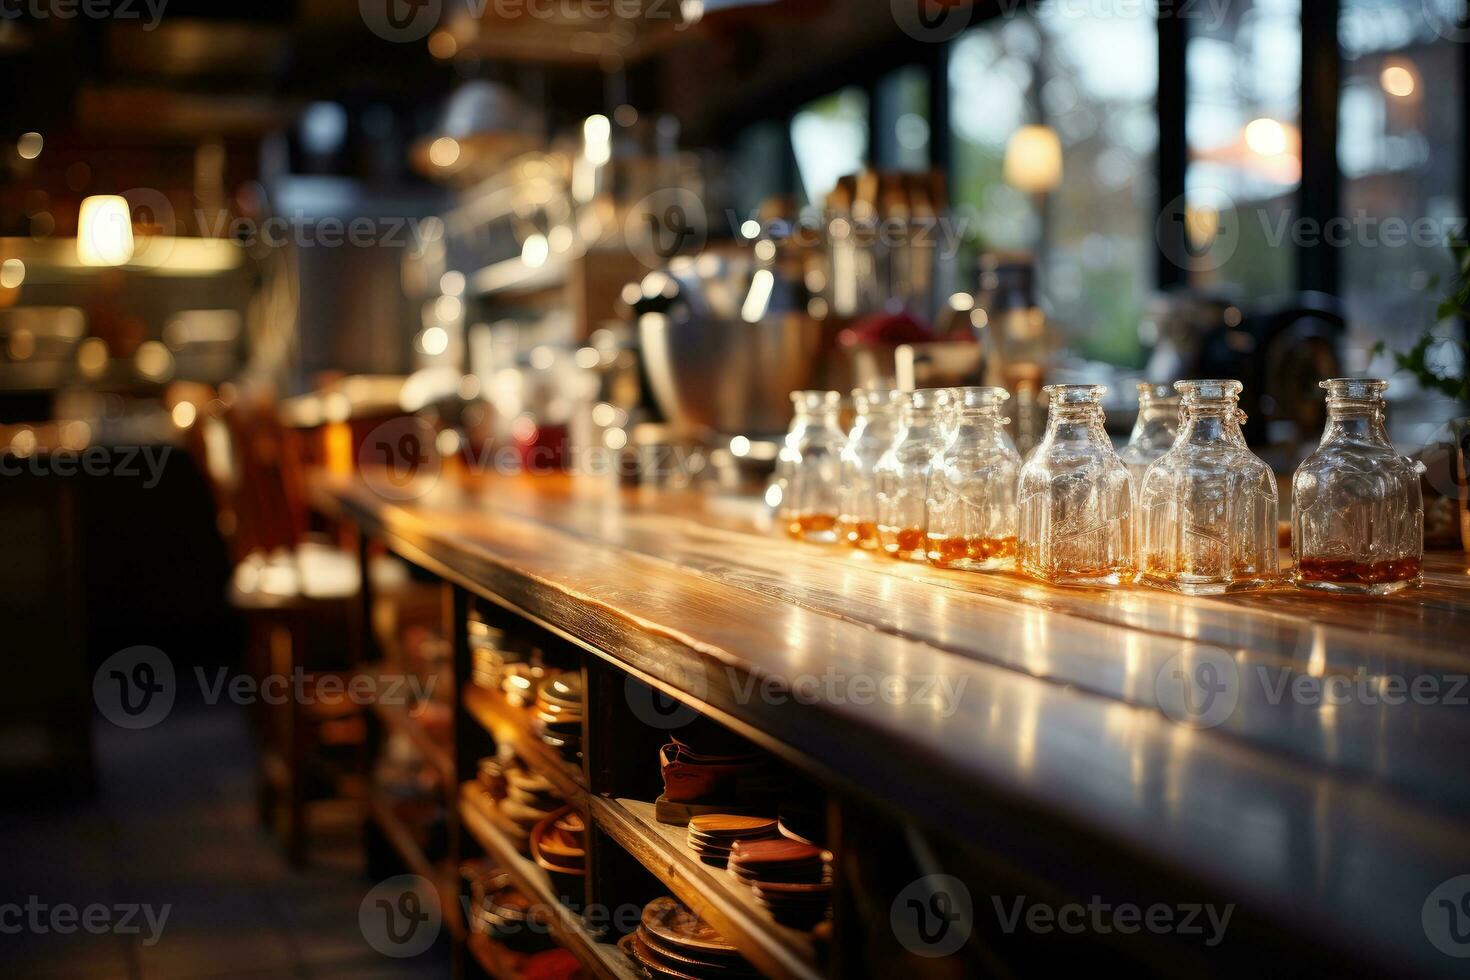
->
[3,699,450,979]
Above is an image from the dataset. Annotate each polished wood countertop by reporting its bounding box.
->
[311,468,1470,974]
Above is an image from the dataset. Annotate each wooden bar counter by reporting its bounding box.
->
[312,467,1470,976]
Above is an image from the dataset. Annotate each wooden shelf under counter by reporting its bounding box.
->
[590,796,823,980]
[462,681,587,801]
[459,782,637,980]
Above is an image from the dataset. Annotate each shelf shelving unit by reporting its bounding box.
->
[460,782,638,980]
[590,796,822,980]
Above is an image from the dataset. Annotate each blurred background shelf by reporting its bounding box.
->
[361,662,456,790]
[366,788,464,941]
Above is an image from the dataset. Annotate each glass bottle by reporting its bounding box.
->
[838,388,899,549]
[1292,379,1423,593]
[778,391,845,543]
[874,389,942,562]
[1120,382,1181,486]
[1017,384,1132,585]
[926,387,1021,570]
[1136,380,1278,594]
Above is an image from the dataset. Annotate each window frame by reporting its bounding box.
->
[729,2,1467,307]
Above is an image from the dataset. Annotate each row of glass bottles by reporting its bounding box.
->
[779,379,1423,595]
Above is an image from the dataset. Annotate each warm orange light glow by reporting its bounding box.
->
[325,421,354,475]
[429,137,460,168]
[77,337,109,377]
[1381,63,1416,98]
[1003,125,1063,193]
[1244,117,1288,157]
[428,30,458,59]
[77,195,135,266]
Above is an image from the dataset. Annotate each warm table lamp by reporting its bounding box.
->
[77,195,135,267]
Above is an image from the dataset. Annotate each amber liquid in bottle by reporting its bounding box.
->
[1018,384,1133,586]
[1291,379,1423,594]
[879,525,928,561]
[1142,555,1275,582]
[788,513,840,542]
[840,518,881,550]
[1296,556,1421,586]
[927,534,1018,568]
[1134,380,1278,595]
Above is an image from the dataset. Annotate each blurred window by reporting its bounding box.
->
[734,121,789,219]
[1185,0,1302,297]
[790,87,869,205]
[874,66,931,171]
[1338,0,1463,357]
[950,5,1158,365]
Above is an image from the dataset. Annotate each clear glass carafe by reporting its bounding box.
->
[1120,382,1181,486]
[778,390,846,542]
[875,389,942,561]
[1136,380,1278,594]
[1292,379,1423,593]
[926,387,1022,570]
[838,388,899,549]
[1017,384,1132,585]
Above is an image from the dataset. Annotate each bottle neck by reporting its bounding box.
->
[1323,403,1390,446]
[1179,406,1237,444]
[1130,406,1177,441]
[899,410,937,443]
[947,410,1008,444]
[855,410,896,440]
[1045,407,1107,443]
[952,409,1005,428]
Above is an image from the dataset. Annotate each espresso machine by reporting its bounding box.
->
[1191,291,1346,447]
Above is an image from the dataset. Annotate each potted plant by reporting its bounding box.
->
[1374,234,1470,551]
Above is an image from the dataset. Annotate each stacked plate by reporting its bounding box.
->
[502,665,543,708]
[533,673,584,762]
[727,839,832,930]
[685,814,779,869]
[530,807,585,873]
[462,864,556,954]
[495,764,564,851]
[530,806,586,907]
[468,617,518,690]
[620,897,757,979]
[776,799,825,848]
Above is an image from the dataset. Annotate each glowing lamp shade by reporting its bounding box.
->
[77,195,135,267]
[1003,125,1063,194]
